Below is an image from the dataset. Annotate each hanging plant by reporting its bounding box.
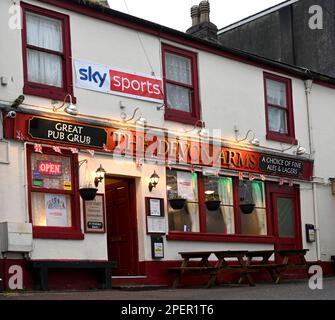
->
[239,181,255,215]
[79,187,98,201]
[239,203,255,214]
[79,160,98,201]
[168,192,187,210]
[205,194,221,211]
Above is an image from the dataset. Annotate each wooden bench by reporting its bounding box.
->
[169,249,312,288]
[169,250,257,288]
[244,249,311,284]
[30,260,117,291]
[168,252,218,288]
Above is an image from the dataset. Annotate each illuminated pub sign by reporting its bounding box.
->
[37,161,62,176]
[28,118,107,148]
[109,130,313,181]
[10,114,312,181]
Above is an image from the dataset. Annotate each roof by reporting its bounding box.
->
[218,0,300,34]
[38,0,335,88]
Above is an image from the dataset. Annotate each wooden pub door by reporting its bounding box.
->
[269,184,303,253]
[105,177,139,276]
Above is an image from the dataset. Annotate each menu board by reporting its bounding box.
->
[84,194,106,233]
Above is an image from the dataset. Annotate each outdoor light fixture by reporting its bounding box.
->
[121,107,147,126]
[185,120,208,138]
[94,164,106,187]
[148,171,160,192]
[281,144,306,156]
[52,94,78,116]
[295,146,306,156]
[234,127,260,146]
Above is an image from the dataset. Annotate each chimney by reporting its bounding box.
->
[186,1,218,43]
[191,5,200,26]
[88,0,110,8]
[199,0,210,23]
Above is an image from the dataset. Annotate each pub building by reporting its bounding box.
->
[0,0,334,290]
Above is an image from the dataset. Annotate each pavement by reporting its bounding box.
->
[0,277,334,300]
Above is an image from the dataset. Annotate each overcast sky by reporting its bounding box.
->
[107,0,285,31]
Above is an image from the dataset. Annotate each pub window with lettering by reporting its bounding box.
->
[27,146,82,239]
[21,2,74,101]
[167,169,268,238]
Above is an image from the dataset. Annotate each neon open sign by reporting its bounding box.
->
[37,161,63,176]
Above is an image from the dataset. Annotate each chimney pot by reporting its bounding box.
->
[199,0,210,23]
[191,5,200,26]
[88,0,110,8]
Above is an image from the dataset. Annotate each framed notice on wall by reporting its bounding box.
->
[146,197,164,217]
[145,197,166,234]
[83,194,106,233]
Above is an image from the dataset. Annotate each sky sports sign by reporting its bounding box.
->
[75,60,163,103]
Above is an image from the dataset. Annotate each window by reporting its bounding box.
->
[239,180,267,236]
[21,3,74,101]
[27,146,83,239]
[162,44,200,125]
[204,176,234,234]
[166,169,269,240]
[264,72,296,144]
[167,170,199,232]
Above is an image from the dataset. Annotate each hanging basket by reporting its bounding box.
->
[205,200,221,211]
[240,203,255,214]
[169,198,186,210]
[79,188,98,201]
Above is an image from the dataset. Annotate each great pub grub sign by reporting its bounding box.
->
[29,118,107,148]
[259,155,304,177]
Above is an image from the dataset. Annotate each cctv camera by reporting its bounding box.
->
[6,111,16,118]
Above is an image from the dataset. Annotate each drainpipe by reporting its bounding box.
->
[23,142,29,224]
[304,79,321,261]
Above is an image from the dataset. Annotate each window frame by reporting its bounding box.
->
[263,72,297,145]
[162,44,201,125]
[21,2,75,102]
[27,145,83,240]
[166,169,273,244]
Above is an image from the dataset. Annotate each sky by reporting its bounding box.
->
[107,0,286,32]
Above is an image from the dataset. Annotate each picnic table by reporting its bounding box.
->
[169,249,310,288]
[169,250,257,288]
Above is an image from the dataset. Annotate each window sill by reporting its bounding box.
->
[166,232,275,244]
[23,84,76,104]
[164,112,200,126]
[33,227,84,240]
[266,133,297,145]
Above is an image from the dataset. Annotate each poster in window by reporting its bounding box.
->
[177,171,194,200]
[84,194,106,233]
[45,194,68,227]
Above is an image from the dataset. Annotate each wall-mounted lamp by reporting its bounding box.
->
[121,107,147,126]
[281,144,306,156]
[94,164,106,187]
[148,171,160,192]
[52,94,78,116]
[234,127,260,146]
[185,120,208,138]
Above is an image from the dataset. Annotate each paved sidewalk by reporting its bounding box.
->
[0,277,334,300]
